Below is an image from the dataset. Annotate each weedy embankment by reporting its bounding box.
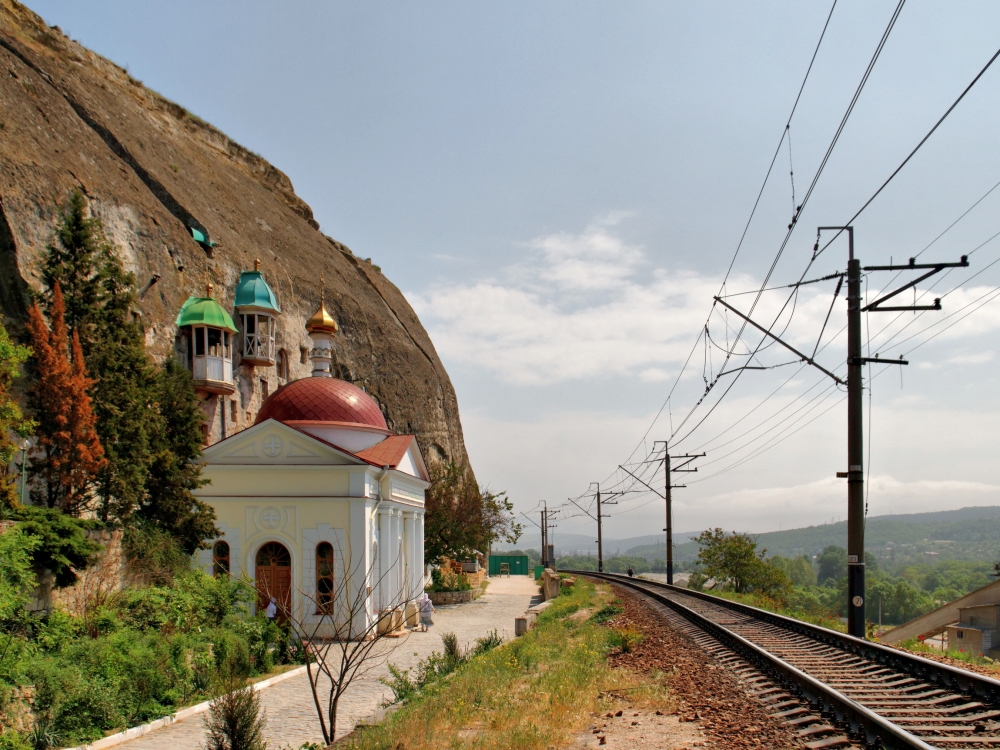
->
[339,579,670,750]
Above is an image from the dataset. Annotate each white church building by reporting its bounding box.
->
[178,272,429,637]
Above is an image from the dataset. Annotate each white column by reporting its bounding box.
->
[349,498,376,637]
[415,511,425,589]
[378,509,392,611]
[402,511,415,601]
[391,509,403,606]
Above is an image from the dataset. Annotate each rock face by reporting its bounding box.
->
[0,0,469,467]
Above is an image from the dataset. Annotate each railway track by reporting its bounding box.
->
[572,571,1000,750]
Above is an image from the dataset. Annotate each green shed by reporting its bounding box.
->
[488,554,530,576]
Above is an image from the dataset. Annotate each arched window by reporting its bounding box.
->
[316,542,335,614]
[213,541,230,578]
[277,349,289,380]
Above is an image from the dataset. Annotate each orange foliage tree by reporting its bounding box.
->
[25,282,105,515]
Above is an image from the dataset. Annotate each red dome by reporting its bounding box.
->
[256,377,388,430]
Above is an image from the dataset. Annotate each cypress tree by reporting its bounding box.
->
[25,284,105,515]
[39,189,156,522]
[41,189,105,352]
[140,358,217,554]
[32,190,217,550]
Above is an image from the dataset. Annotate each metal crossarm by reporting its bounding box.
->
[862,256,968,312]
[713,296,845,385]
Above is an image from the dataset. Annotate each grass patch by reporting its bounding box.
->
[343,581,634,750]
[589,603,624,624]
[699,588,846,632]
[897,638,1000,672]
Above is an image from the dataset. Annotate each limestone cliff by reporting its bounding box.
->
[0,0,469,467]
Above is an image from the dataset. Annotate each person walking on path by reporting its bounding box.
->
[418,593,435,632]
[265,596,278,620]
[627,566,634,578]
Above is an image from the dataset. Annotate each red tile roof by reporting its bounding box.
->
[355,435,415,468]
[256,377,388,430]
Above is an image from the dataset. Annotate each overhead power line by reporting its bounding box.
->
[816,43,1000,259]
[670,10,1000,460]
[600,0,841,480]
[667,0,908,449]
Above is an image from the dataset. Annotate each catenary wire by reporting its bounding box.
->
[594,0,841,479]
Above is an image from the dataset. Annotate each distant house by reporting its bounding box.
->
[946,604,1000,657]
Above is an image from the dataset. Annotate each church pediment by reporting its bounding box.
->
[203,419,362,465]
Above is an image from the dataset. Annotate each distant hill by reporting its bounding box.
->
[495,530,700,557]
[624,506,1000,567]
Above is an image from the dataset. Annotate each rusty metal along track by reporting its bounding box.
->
[572,571,1000,749]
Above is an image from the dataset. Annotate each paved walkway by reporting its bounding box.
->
[118,576,540,749]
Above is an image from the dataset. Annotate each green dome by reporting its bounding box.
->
[176,296,238,332]
[234,270,281,313]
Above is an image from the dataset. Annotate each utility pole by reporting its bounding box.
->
[538,503,560,568]
[540,506,546,567]
[845,230,866,639]
[596,485,603,573]
[715,226,964,639]
[620,450,702,586]
[567,487,616,574]
[663,454,670,581]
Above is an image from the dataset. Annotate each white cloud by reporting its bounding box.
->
[417,215,1000,539]
[410,216,1000,387]
[408,216,756,385]
[948,350,994,365]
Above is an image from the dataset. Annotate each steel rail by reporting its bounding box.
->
[622,572,1000,704]
[570,571,939,749]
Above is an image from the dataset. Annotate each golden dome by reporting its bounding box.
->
[306,286,339,334]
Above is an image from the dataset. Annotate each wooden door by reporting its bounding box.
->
[255,542,292,622]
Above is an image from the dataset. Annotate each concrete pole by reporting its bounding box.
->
[846,227,867,639]
[596,486,604,573]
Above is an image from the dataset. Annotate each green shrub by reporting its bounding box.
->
[27,719,60,750]
[427,568,471,593]
[0,561,282,745]
[589,603,623,624]
[0,730,31,750]
[472,629,503,656]
[608,627,643,654]
[122,527,191,586]
[5,507,102,588]
[232,616,282,674]
[211,629,253,682]
[204,680,267,750]
[113,586,170,631]
[51,682,123,744]
[381,664,417,704]
[441,633,462,662]
[0,528,37,621]
[29,610,80,653]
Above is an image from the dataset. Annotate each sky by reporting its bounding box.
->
[27,1,1000,546]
